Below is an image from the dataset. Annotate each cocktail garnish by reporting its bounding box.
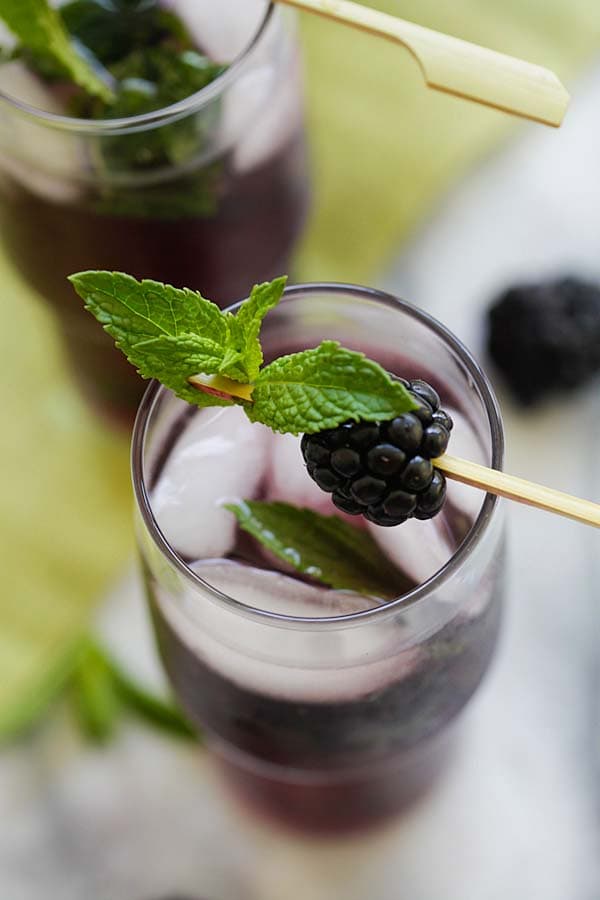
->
[70,271,600,529]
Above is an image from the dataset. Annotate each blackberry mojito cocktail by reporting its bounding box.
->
[117,281,505,835]
[0,0,308,420]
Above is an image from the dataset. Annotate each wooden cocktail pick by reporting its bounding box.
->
[435,455,600,528]
[275,0,570,127]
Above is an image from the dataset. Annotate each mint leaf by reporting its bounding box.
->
[69,270,234,406]
[69,271,227,347]
[0,0,114,101]
[219,277,287,382]
[225,500,412,600]
[60,1,188,67]
[130,334,236,407]
[247,341,418,434]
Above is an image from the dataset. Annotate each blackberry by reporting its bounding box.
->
[301,379,452,527]
[487,276,600,405]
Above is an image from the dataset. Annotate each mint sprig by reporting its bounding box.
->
[69,271,418,434]
[0,0,114,101]
[226,501,412,600]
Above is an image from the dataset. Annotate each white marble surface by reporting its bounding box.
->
[3,65,600,900]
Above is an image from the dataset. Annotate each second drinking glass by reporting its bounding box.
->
[0,1,308,421]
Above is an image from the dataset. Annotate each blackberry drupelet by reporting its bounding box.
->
[487,276,600,405]
[300,379,453,527]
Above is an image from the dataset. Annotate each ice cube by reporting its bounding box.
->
[159,558,421,701]
[176,0,304,172]
[191,558,375,618]
[176,0,268,63]
[264,432,338,515]
[367,517,454,587]
[216,61,272,160]
[195,1,304,174]
[229,51,304,174]
[0,61,84,203]
[151,407,271,559]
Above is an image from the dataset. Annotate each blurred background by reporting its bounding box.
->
[1,1,600,898]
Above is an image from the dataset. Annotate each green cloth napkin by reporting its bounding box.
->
[0,260,132,740]
[2,0,599,741]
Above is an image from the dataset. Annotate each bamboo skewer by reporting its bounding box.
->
[275,0,570,127]
[435,454,600,528]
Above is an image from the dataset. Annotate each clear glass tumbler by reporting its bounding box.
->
[132,284,505,836]
[0,1,308,422]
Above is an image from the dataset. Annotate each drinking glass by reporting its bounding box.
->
[132,284,505,835]
[0,1,308,422]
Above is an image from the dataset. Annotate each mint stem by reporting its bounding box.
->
[188,373,254,404]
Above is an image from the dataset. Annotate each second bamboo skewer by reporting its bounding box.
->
[275,0,570,127]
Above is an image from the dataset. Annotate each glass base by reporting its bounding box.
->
[211,727,458,838]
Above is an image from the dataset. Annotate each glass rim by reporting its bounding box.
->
[0,2,275,134]
[131,282,505,630]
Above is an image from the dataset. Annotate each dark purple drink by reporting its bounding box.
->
[0,2,308,423]
[132,285,506,836]
[149,559,501,834]
[0,131,307,421]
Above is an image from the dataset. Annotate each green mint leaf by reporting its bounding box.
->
[69,271,227,348]
[69,270,235,407]
[130,334,236,407]
[219,277,287,382]
[225,500,412,600]
[60,1,186,68]
[247,341,419,434]
[0,0,114,101]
